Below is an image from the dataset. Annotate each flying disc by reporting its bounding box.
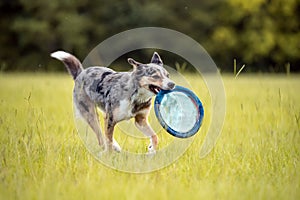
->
[154,86,204,138]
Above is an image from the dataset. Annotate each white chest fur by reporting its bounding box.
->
[113,99,132,122]
[112,88,154,123]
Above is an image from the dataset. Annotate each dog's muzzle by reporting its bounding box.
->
[167,82,175,90]
[149,81,175,95]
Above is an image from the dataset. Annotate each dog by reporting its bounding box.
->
[51,51,175,153]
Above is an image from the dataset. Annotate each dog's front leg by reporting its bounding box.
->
[104,114,121,152]
[135,114,158,153]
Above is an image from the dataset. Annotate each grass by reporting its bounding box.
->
[0,73,299,200]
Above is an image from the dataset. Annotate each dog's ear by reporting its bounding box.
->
[128,58,141,69]
[150,52,163,66]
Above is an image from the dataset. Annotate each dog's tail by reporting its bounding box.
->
[51,51,83,80]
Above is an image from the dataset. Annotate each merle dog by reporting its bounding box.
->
[51,51,175,153]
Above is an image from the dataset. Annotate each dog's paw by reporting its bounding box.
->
[112,140,122,153]
[147,144,156,155]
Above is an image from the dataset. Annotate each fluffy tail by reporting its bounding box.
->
[51,51,83,80]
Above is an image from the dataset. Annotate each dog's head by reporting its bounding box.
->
[128,52,176,95]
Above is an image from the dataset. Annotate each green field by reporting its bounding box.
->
[0,73,299,200]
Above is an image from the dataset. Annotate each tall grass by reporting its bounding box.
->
[0,73,299,200]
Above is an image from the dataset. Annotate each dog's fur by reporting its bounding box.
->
[51,51,175,153]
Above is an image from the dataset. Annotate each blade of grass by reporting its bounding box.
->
[235,64,246,79]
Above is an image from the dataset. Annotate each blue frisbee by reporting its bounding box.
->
[154,86,204,138]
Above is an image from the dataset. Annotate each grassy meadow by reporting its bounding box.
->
[0,73,299,200]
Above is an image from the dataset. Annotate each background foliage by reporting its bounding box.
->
[0,0,299,72]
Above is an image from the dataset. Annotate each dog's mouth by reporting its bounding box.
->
[148,84,161,95]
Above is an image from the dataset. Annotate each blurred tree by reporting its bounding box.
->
[205,0,300,72]
[0,0,299,72]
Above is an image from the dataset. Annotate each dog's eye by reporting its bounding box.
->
[152,75,160,79]
[166,73,170,78]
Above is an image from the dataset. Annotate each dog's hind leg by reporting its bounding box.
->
[74,94,106,150]
[135,114,158,153]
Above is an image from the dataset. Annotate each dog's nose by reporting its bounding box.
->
[167,82,175,89]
